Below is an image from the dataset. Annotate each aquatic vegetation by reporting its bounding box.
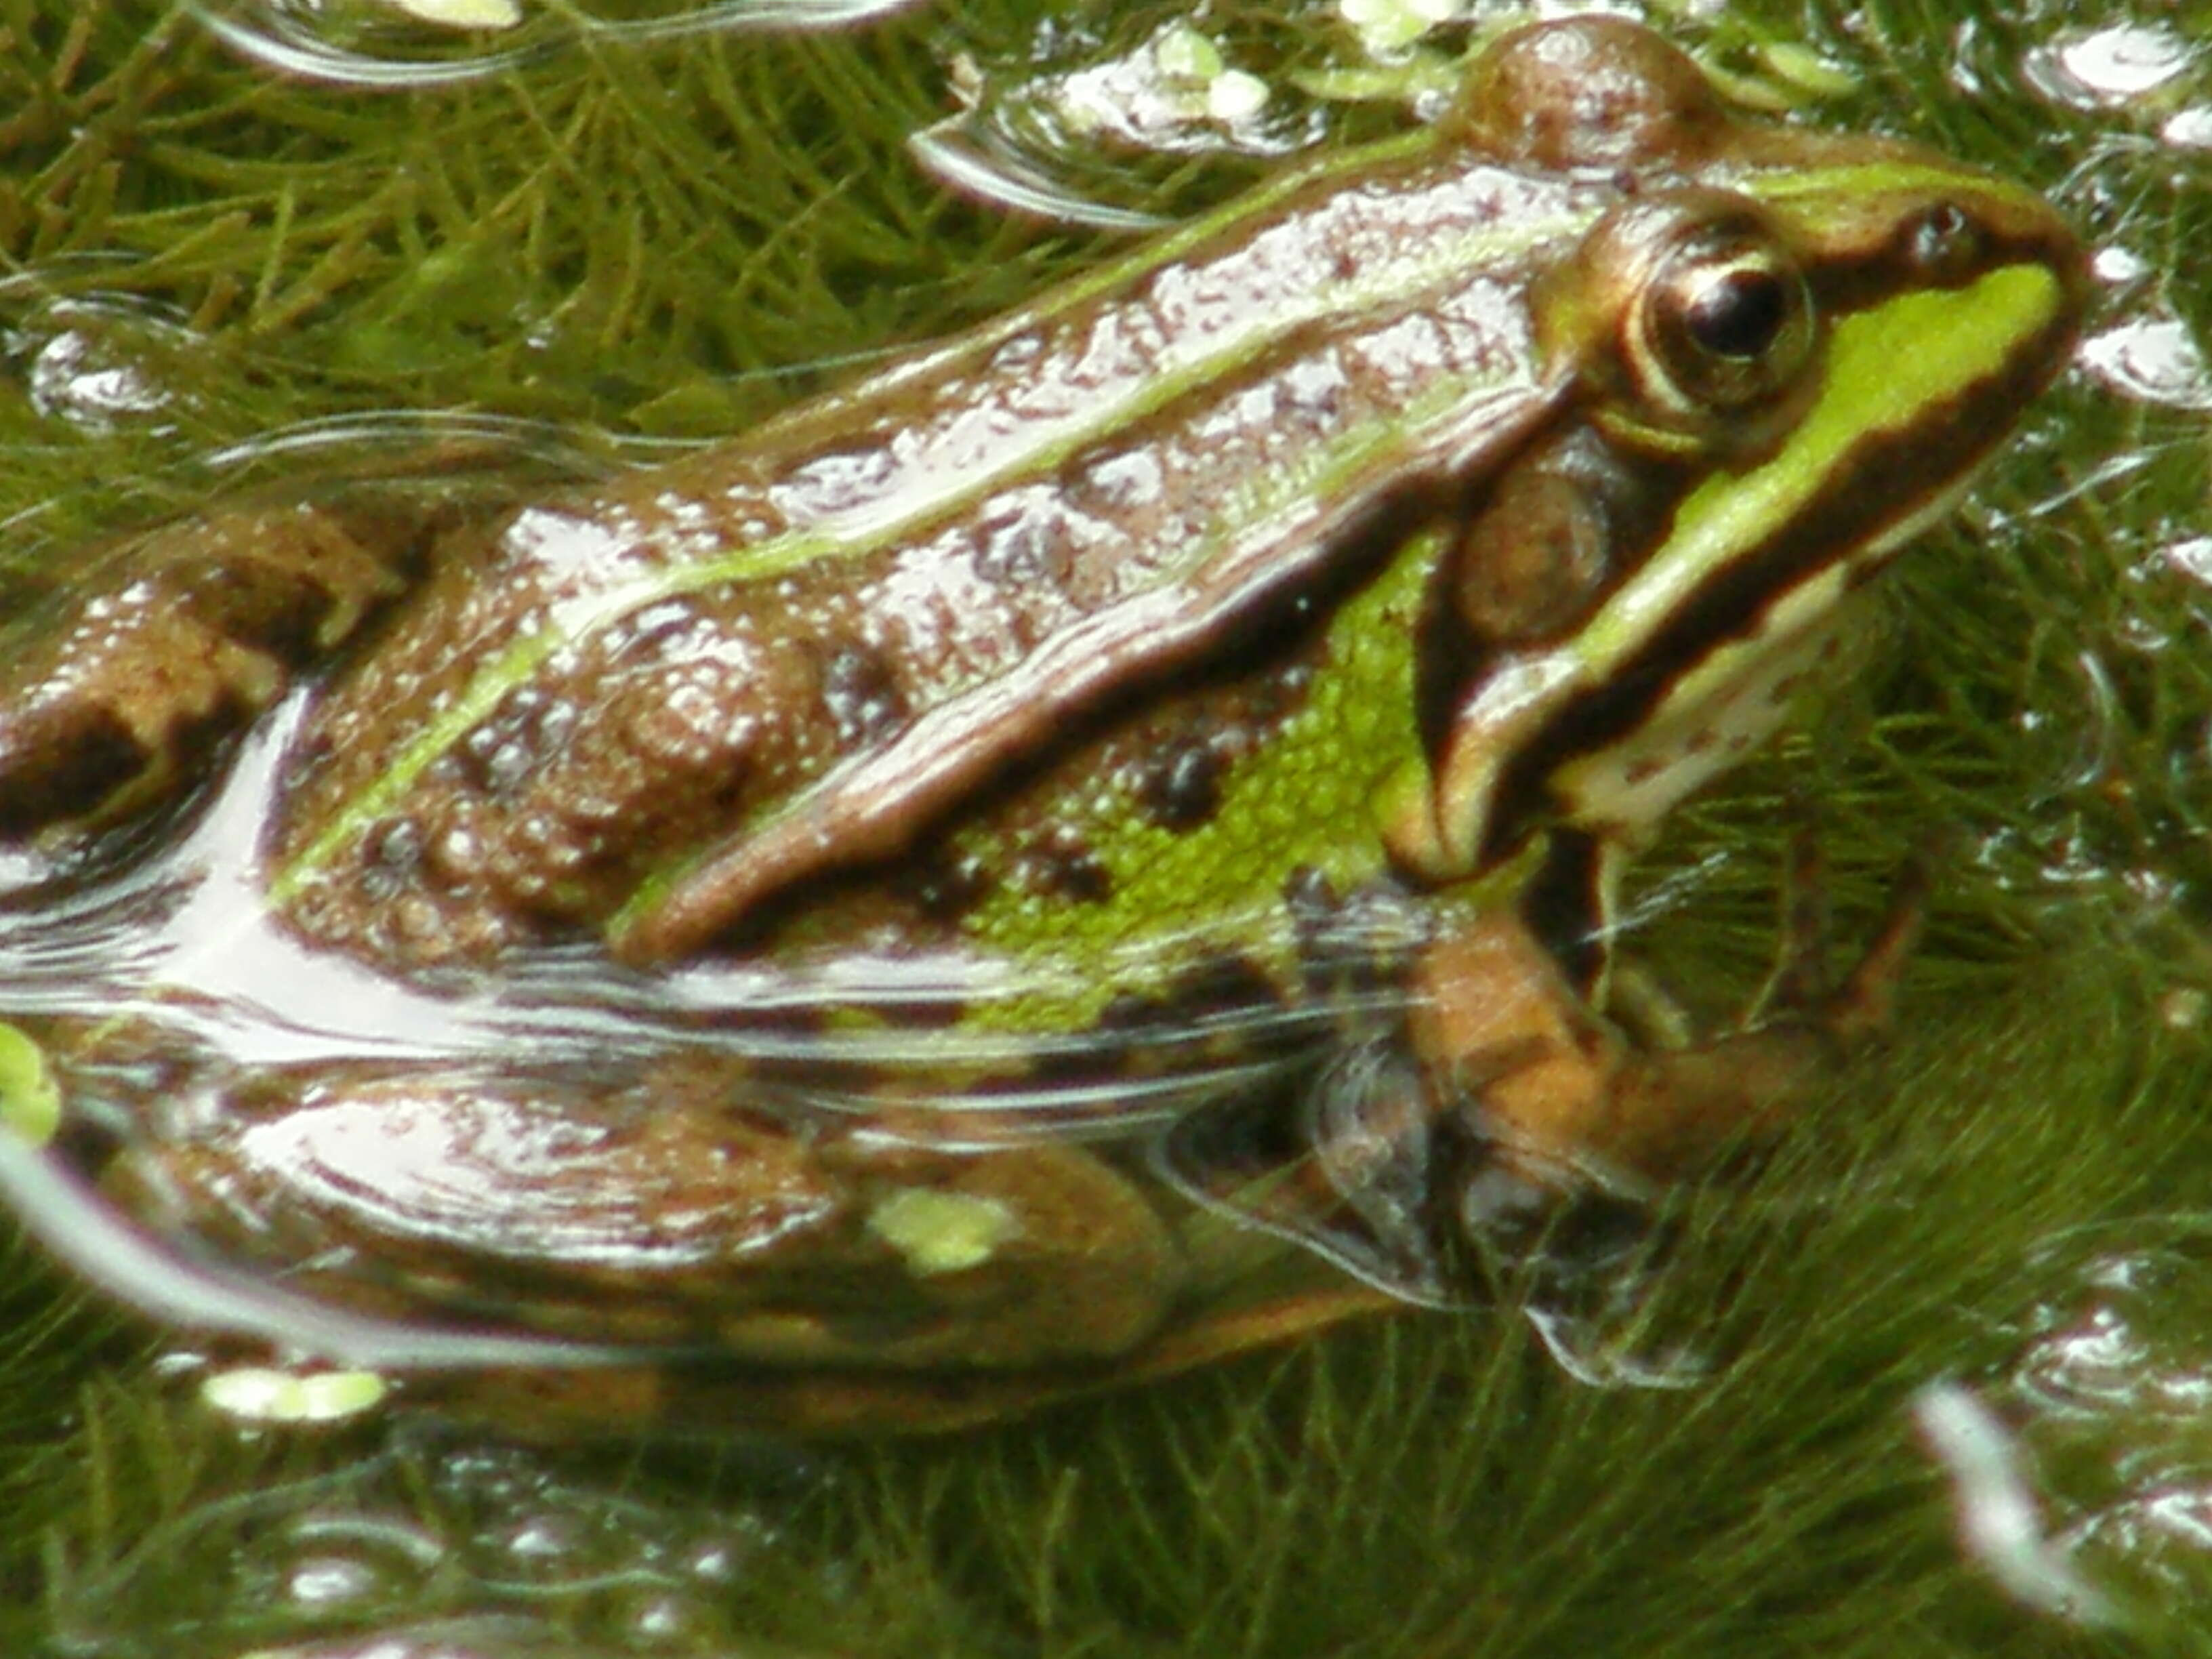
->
[0,0,2207,1653]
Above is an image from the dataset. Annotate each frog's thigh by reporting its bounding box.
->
[1409,916,1828,1186]
[107,1065,1187,1370]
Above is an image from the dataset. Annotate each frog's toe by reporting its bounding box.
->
[1752,832,1931,1047]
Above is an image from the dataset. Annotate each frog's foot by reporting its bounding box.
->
[1414,855,1927,1197]
[1155,861,1929,1318]
[0,499,424,840]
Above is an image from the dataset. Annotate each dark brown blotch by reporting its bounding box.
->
[1162,951,1285,1023]
[895,845,998,922]
[1134,737,1227,832]
[0,705,145,834]
[820,643,909,749]
[1027,829,1113,905]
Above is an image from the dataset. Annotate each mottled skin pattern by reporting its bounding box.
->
[0,18,2083,1431]
[268,158,1567,968]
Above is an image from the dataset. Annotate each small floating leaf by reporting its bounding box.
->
[0,1024,60,1149]
[379,0,523,28]
[201,1366,391,1425]
[1756,41,1860,100]
[867,1189,1019,1275]
[1208,70,1271,125]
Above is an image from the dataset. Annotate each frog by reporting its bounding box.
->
[0,16,2083,1436]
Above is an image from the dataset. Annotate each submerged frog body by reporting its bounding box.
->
[0,19,2082,1433]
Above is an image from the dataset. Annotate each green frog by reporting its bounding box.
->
[0,18,2083,1435]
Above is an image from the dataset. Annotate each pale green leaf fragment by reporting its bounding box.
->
[380,0,523,29]
[1207,70,1271,125]
[1153,22,1225,84]
[201,1366,391,1425]
[1339,0,1430,56]
[1695,58,1797,114]
[1757,41,1861,100]
[0,1023,60,1148]
[867,1188,1019,1276]
[1292,52,1465,110]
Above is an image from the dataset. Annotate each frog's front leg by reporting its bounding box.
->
[0,496,431,838]
[1410,874,1921,1195]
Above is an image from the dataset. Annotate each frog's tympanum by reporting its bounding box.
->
[0,19,2082,1435]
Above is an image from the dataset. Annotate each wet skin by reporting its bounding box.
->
[0,18,2083,1433]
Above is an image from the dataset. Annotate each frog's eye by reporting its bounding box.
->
[1538,190,1825,457]
[1629,220,1816,420]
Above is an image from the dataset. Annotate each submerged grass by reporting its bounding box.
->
[832,968,2195,1659]
[22,965,2177,1656]
[0,0,1083,555]
[0,0,2204,1654]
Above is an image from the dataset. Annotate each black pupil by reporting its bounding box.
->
[1683,268,1788,359]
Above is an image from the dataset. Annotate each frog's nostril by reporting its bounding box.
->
[1904,200,1986,285]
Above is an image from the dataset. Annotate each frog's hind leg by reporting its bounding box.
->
[0,497,430,840]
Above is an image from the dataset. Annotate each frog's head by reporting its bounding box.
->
[1391,16,2086,903]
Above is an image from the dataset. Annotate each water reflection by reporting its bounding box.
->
[2003,1225,2212,1612]
[42,1435,804,1659]
[190,0,928,88]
